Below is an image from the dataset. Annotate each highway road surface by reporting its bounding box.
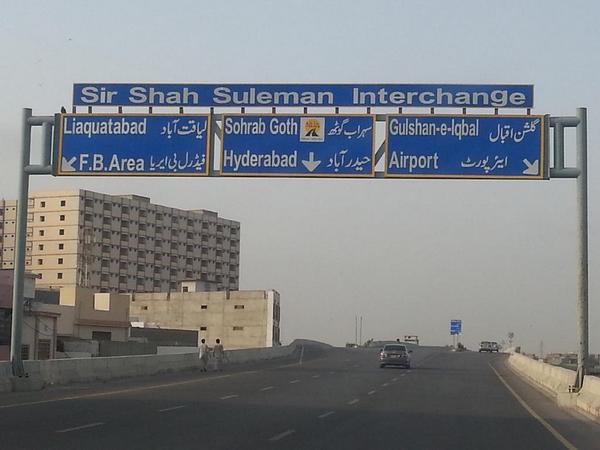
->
[1,344,600,450]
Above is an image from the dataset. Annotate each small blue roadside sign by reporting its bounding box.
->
[220,114,374,177]
[450,320,462,335]
[385,115,545,179]
[55,114,211,176]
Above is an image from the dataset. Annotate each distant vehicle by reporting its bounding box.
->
[379,344,412,368]
[479,341,500,353]
[404,335,419,345]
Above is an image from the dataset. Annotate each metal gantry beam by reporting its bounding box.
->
[9,108,589,392]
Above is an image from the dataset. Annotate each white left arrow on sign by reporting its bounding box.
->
[301,152,321,172]
[62,157,77,172]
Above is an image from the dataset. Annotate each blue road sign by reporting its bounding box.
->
[55,114,210,176]
[73,83,534,108]
[220,114,374,177]
[450,320,462,335]
[385,115,545,179]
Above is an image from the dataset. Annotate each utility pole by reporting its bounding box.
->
[354,316,358,346]
[359,316,363,347]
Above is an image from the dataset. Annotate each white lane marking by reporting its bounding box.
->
[260,386,275,391]
[490,364,577,450]
[289,379,301,384]
[392,377,399,382]
[406,370,412,374]
[220,394,239,400]
[268,429,296,442]
[1,372,237,410]
[348,399,359,405]
[56,422,104,433]
[158,405,186,412]
[312,374,320,379]
[318,411,335,419]
[368,390,377,395]
[381,382,389,387]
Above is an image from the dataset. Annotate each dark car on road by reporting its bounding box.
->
[379,344,412,368]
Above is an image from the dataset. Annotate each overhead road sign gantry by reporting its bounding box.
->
[220,114,375,177]
[385,115,546,179]
[55,114,211,176]
[73,83,534,108]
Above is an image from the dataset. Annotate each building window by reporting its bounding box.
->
[58,258,63,264]
[40,201,46,208]
[60,215,65,221]
[57,273,63,279]
[141,306,148,311]
[233,326,244,331]
[38,244,44,251]
[201,304,208,309]
[200,326,207,331]
[91,331,112,341]
[40,216,45,222]
[58,243,64,250]
[21,345,29,361]
[182,286,189,292]
[59,229,65,236]
[234,305,245,310]
[39,230,44,236]
[37,259,43,265]
[60,200,66,207]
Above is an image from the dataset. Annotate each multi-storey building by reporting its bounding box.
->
[0,190,240,293]
[130,286,281,349]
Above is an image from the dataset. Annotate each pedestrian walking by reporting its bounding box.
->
[213,338,225,371]
[199,338,210,372]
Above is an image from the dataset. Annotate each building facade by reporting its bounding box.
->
[0,190,240,293]
[130,289,281,349]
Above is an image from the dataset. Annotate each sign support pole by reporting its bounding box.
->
[10,109,32,377]
[10,109,54,377]
[575,107,588,389]
[549,107,588,390]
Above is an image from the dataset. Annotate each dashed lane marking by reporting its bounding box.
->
[318,411,335,419]
[268,429,296,442]
[368,390,377,395]
[260,386,275,392]
[56,422,104,433]
[348,399,359,405]
[158,405,186,412]
[289,379,301,384]
[220,394,239,400]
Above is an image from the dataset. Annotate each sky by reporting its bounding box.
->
[1,0,599,353]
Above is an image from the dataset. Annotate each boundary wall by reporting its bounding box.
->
[0,343,299,392]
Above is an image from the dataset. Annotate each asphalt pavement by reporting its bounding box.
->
[1,345,599,450]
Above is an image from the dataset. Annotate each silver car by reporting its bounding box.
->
[379,344,412,368]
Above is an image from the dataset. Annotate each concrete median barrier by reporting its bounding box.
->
[0,343,299,392]
[576,375,600,418]
[508,352,576,394]
[508,352,600,419]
